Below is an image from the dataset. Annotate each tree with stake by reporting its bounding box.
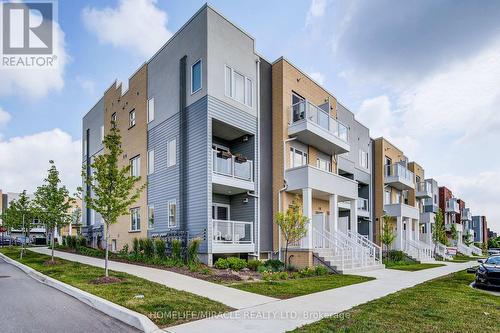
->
[80,123,146,278]
[432,209,447,257]
[34,161,74,263]
[275,195,309,269]
[1,192,35,258]
[380,215,396,260]
[450,223,458,246]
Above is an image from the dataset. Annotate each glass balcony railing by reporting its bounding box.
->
[357,198,369,211]
[290,100,349,143]
[212,150,253,181]
[446,198,459,212]
[385,163,414,183]
[213,219,253,244]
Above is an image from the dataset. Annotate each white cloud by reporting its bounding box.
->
[0,107,11,126]
[308,71,325,85]
[0,129,81,194]
[0,5,68,98]
[82,0,172,58]
[76,76,96,95]
[306,0,328,26]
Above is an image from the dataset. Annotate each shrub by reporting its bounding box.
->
[214,258,230,269]
[62,236,67,247]
[226,257,247,271]
[138,238,147,254]
[187,238,201,264]
[78,246,105,258]
[66,236,76,249]
[143,238,154,257]
[119,244,129,256]
[290,271,301,279]
[154,239,166,259]
[314,265,329,276]
[298,266,316,278]
[264,259,285,272]
[262,271,289,281]
[132,238,140,255]
[388,250,405,262]
[76,236,87,248]
[247,259,263,271]
[257,265,270,273]
[171,239,182,263]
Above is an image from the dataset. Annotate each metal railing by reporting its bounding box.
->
[446,198,459,212]
[357,198,369,212]
[212,150,253,181]
[457,243,473,256]
[346,230,382,263]
[469,244,483,256]
[416,181,431,195]
[290,100,349,142]
[435,242,453,260]
[213,219,253,244]
[461,208,472,221]
[405,239,433,260]
[385,163,414,183]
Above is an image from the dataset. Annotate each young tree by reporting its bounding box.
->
[275,195,309,269]
[1,191,35,258]
[464,232,473,247]
[432,209,447,256]
[380,215,396,259]
[34,161,74,263]
[80,124,146,277]
[450,223,458,245]
[71,207,82,235]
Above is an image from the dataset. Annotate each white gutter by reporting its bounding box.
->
[255,58,261,259]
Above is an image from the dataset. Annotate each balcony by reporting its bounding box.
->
[415,181,432,198]
[285,165,358,200]
[288,100,350,155]
[212,219,254,253]
[461,208,472,221]
[384,203,419,220]
[446,222,463,233]
[384,164,414,190]
[357,197,370,217]
[420,212,435,224]
[445,198,460,213]
[212,150,255,194]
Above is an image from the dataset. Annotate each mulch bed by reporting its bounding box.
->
[89,276,122,284]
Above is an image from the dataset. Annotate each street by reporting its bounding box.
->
[0,257,140,333]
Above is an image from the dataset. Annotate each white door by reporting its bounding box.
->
[312,213,325,248]
[339,216,349,234]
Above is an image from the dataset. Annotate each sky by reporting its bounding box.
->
[0,0,499,232]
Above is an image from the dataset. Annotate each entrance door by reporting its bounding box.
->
[312,213,325,231]
[212,203,230,220]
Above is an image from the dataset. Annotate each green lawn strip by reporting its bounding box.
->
[447,254,486,263]
[290,270,500,333]
[384,262,445,271]
[0,247,230,328]
[228,274,374,299]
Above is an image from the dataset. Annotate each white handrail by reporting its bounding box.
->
[469,244,482,256]
[346,230,382,263]
[457,243,473,256]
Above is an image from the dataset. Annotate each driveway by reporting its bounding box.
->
[0,257,139,333]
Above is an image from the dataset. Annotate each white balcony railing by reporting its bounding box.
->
[212,150,253,181]
[385,163,414,183]
[357,198,369,212]
[290,100,349,143]
[213,219,253,245]
[446,198,459,213]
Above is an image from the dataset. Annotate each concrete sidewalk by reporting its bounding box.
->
[165,261,476,333]
[28,247,277,309]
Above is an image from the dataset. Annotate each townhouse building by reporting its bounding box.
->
[421,178,439,245]
[472,215,488,245]
[438,186,462,243]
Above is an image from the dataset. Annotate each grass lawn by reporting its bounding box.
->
[290,270,500,333]
[0,247,230,328]
[384,262,445,271]
[228,274,374,299]
[447,254,485,263]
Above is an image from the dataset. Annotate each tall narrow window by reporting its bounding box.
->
[147,98,155,123]
[225,65,253,108]
[168,200,177,227]
[148,150,154,174]
[130,207,140,231]
[234,71,245,103]
[225,66,232,96]
[359,150,368,169]
[167,138,176,167]
[129,110,136,127]
[148,205,154,229]
[100,125,104,142]
[384,190,391,205]
[191,59,202,94]
[130,155,140,177]
[111,112,117,126]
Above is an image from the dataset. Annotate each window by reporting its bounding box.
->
[148,205,154,229]
[316,158,331,172]
[130,207,140,231]
[130,155,140,177]
[111,112,117,126]
[129,110,136,127]
[111,239,117,252]
[147,98,155,123]
[168,200,177,227]
[384,190,391,205]
[359,150,368,169]
[385,156,392,175]
[167,138,176,167]
[212,203,230,220]
[191,59,202,94]
[395,191,401,204]
[224,65,253,107]
[289,147,308,168]
[148,150,154,174]
[100,125,104,142]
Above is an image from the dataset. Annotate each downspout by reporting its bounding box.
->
[278,137,297,261]
[255,58,261,259]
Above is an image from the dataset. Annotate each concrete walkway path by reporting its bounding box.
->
[28,247,277,309]
[165,261,476,333]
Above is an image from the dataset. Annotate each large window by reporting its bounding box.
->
[168,200,177,227]
[191,59,202,94]
[384,190,391,205]
[148,150,154,174]
[224,65,253,107]
[359,150,368,169]
[130,155,140,177]
[130,207,140,231]
[129,110,136,128]
[148,205,154,229]
[147,97,155,123]
[289,147,308,168]
[316,157,331,172]
[167,138,176,167]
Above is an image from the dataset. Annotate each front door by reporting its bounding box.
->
[212,203,230,220]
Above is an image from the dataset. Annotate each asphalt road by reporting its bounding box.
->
[0,257,140,333]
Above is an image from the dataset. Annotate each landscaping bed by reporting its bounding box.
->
[290,270,500,332]
[383,250,445,271]
[0,247,230,328]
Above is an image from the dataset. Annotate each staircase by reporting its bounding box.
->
[469,244,483,256]
[457,243,473,256]
[435,242,453,260]
[404,239,435,262]
[312,228,384,274]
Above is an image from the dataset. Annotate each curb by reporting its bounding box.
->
[0,252,161,333]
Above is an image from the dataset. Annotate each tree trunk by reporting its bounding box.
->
[284,240,289,270]
[104,223,109,277]
[51,227,55,262]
